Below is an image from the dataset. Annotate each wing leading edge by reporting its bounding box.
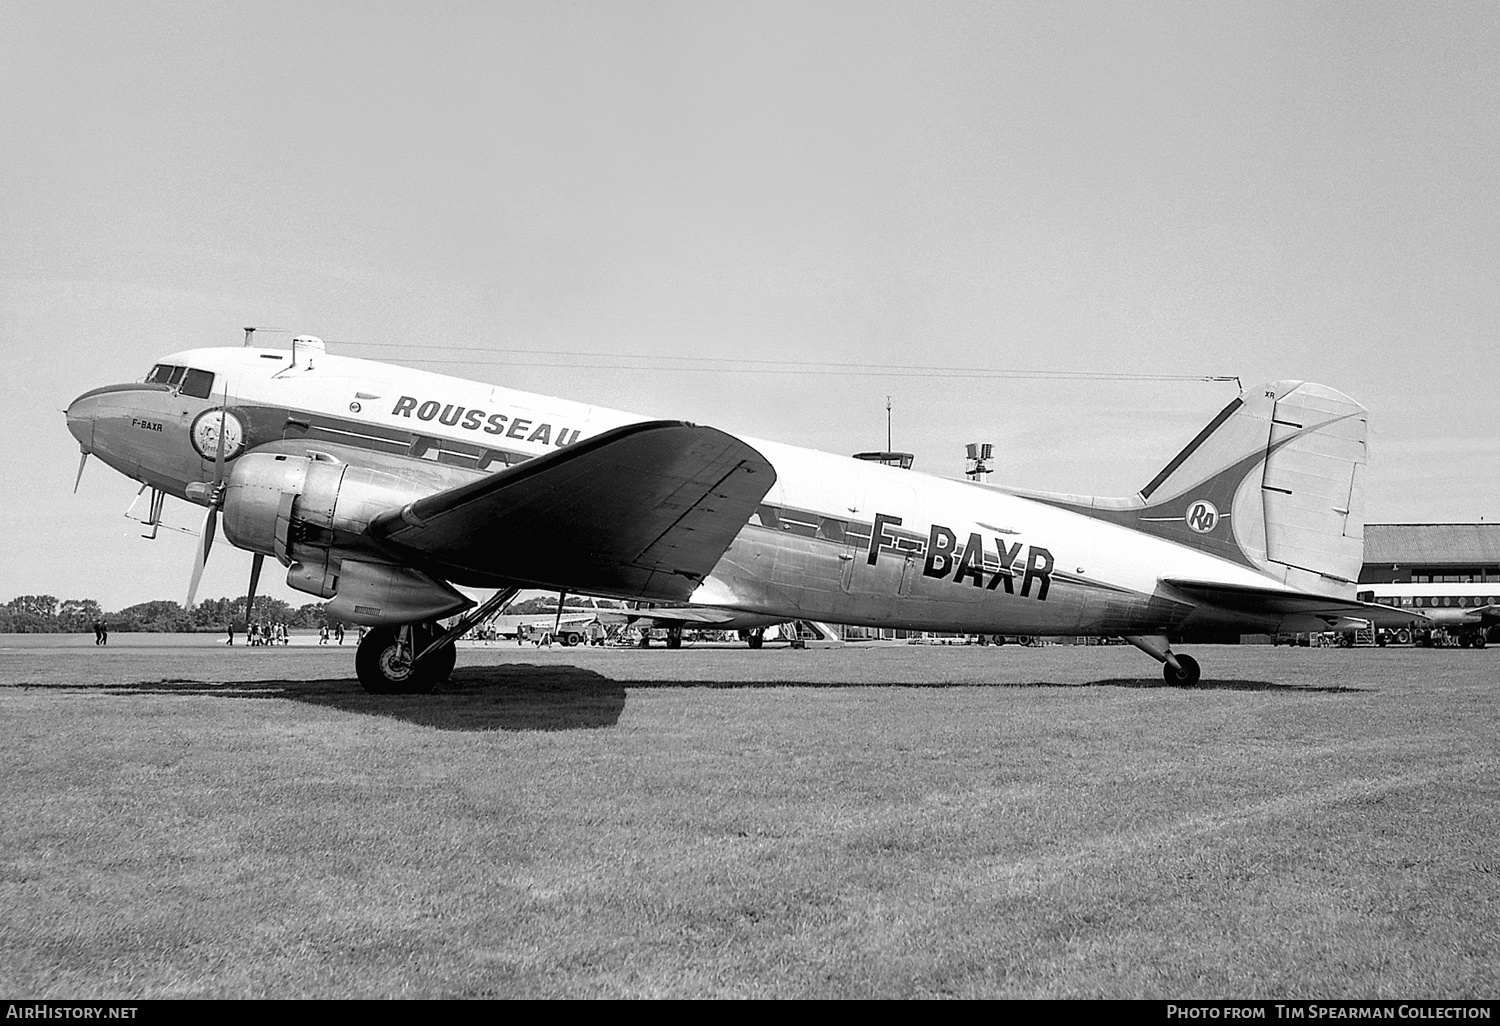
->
[367,420,776,602]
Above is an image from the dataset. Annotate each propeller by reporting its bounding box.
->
[184,400,230,611]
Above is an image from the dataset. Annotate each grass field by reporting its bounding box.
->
[1,637,1496,998]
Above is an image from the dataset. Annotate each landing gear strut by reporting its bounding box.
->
[354,587,519,695]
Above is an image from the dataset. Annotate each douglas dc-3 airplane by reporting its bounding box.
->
[66,334,1425,692]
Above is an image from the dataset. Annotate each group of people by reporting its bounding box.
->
[222,621,347,645]
[225,621,293,646]
[92,619,109,645]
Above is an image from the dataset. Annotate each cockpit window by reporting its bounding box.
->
[144,363,215,398]
[180,368,215,399]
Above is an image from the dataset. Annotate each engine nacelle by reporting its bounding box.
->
[223,451,435,557]
[220,450,477,620]
[324,560,471,625]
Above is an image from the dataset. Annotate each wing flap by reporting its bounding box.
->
[368,420,776,601]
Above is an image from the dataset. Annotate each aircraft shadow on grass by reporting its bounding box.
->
[567,676,1369,694]
[52,667,1367,732]
[1079,677,1369,693]
[81,664,628,732]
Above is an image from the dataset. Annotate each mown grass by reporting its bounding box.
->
[0,641,1495,998]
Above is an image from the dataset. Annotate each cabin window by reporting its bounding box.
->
[180,368,215,399]
[778,514,818,538]
[817,517,848,543]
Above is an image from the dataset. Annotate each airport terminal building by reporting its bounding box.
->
[1359,523,1500,584]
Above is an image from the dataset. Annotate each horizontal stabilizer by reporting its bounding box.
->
[368,420,776,602]
[1164,578,1430,631]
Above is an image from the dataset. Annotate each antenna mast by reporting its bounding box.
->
[965,442,994,483]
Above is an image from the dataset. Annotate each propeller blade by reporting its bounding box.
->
[186,505,218,611]
[73,451,89,494]
[245,553,263,624]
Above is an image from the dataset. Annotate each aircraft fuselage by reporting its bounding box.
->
[66,344,1311,640]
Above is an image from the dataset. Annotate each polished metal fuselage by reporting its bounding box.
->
[66,346,1293,636]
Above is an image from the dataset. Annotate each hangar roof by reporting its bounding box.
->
[1365,523,1500,566]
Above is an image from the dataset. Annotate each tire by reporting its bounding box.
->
[1474,632,1488,650]
[425,632,457,682]
[355,625,441,695]
[747,630,764,650]
[1163,653,1201,687]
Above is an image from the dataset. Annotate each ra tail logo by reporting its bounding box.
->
[1186,499,1219,534]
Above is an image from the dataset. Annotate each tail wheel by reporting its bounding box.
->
[1163,654,1201,687]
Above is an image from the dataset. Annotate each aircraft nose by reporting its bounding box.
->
[66,391,98,450]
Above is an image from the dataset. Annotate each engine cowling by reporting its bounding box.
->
[219,450,476,623]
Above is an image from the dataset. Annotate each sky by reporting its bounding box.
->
[2,1,1497,611]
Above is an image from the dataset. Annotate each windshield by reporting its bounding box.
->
[145,364,215,399]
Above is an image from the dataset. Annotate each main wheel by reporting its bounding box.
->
[1474,632,1488,650]
[746,629,764,650]
[356,625,441,695]
[666,625,683,650]
[426,630,457,682]
[1163,653,1201,687]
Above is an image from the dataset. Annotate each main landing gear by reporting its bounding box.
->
[356,624,455,694]
[1124,635,1202,687]
[354,587,520,695]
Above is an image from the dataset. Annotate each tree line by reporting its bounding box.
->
[2,592,629,633]
[0,594,339,634]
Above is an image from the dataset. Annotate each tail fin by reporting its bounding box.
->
[1135,381,1368,591]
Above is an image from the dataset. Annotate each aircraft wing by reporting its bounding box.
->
[368,420,775,602]
[1162,578,1432,631]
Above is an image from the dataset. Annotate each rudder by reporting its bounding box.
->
[1136,381,1368,591]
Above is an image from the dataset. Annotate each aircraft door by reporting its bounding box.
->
[840,474,916,600]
